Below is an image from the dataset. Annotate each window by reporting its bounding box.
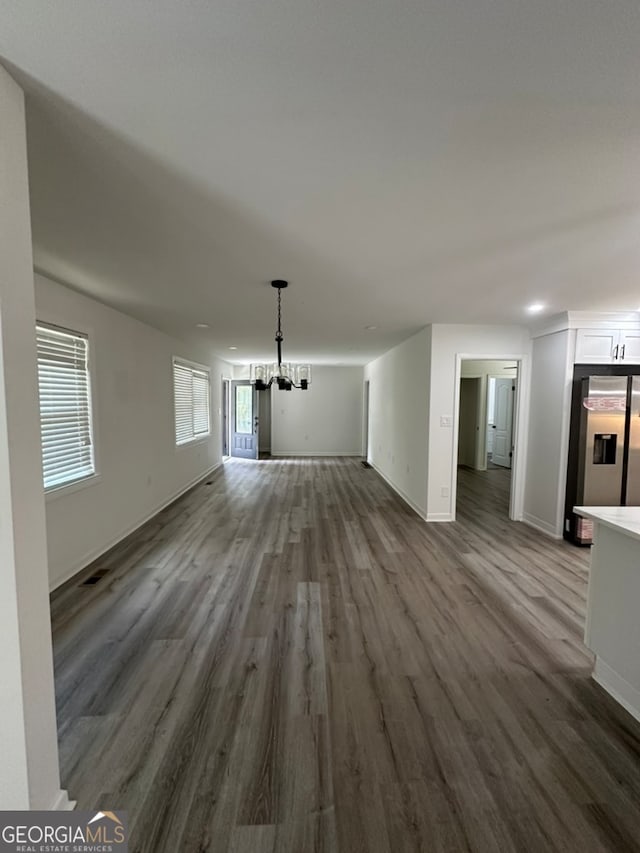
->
[36,323,95,491]
[173,359,211,445]
[235,384,252,434]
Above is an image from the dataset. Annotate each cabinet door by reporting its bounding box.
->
[575,329,619,364]
[619,331,640,364]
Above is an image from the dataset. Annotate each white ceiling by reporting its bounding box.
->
[1,0,640,364]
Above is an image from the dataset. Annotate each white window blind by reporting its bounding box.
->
[36,323,95,491]
[173,360,210,445]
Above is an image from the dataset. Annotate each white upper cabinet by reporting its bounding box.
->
[575,329,620,363]
[575,328,640,364]
[619,331,640,363]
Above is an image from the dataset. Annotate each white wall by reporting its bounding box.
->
[428,325,531,521]
[523,330,575,537]
[0,67,67,810]
[270,365,364,455]
[35,273,229,589]
[365,328,431,517]
[461,359,518,377]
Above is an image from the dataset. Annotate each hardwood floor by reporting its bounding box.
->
[51,458,640,852]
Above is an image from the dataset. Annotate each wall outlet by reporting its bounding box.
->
[441,486,450,497]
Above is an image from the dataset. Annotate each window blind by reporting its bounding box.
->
[36,324,95,490]
[174,360,210,445]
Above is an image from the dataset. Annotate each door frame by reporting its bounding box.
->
[451,353,530,522]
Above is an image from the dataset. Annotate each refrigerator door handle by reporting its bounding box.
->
[621,344,626,360]
[613,344,619,360]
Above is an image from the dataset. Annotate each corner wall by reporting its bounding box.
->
[0,65,67,810]
[364,328,431,517]
[523,329,575,537]
[35,273,229,589]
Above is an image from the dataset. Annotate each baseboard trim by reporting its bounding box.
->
[270,451,362,457]
[368,462,427,520]
[522,512,562,539]
[49,463,222,591]
[593,656,640,725]
[49,789,76,810]
[426,512,454,522]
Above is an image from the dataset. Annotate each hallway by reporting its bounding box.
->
[51,458,640,852]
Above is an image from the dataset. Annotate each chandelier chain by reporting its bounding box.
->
[277,286,282,339]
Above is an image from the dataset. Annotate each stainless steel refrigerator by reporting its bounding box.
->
[568,374,640,544]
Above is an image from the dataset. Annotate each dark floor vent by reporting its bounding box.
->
[81,569,109,586]
[361,460,372,469]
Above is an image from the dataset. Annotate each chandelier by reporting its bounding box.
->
[250,280,311,391]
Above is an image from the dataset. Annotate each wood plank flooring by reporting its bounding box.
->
[51,458,640,852]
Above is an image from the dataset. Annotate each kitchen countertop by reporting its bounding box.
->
[574,506,640,543]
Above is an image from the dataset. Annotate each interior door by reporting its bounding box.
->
[458,378,480,468]
[231,380,259,459]
[492,378,515,468]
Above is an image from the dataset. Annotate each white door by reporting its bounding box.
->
[492,378,515,468]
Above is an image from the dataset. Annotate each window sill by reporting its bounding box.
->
[175,435,211,451]
[45,473,102,503]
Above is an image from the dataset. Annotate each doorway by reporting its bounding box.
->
[362,380,370,460]
[458,377,482,469]
[258,387,272,457]
[222,379,230,457]
[455,359,519,519]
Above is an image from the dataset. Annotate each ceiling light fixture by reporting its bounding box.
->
[365,325,378,331]
[527,302,546,314]
[196,323,209,328]
[250,280,311,392]
[228,346,238,350]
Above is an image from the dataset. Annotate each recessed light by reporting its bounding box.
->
[365,325,378,331]
[196,323,209,328]
[527,303,545,314]
[228,346,238,350]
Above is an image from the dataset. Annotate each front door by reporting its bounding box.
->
[231,380,259,459]
[492,378,515,468]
